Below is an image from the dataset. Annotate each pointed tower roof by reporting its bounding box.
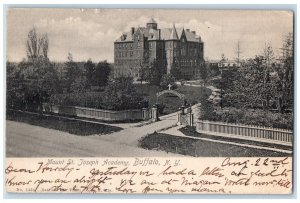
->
[170,24,179,40]
[148,17,157,24]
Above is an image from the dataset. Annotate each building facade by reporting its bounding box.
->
[114,18,204,80]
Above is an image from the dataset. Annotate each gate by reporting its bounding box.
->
[177,105,194,126]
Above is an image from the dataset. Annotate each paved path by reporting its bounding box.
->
[93,111,178,147]
[6,104,201,157]
[6,121,183,157]
[160,125,292,154]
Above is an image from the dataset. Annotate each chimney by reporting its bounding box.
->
[192,31,196,34]
[186,29,190,32]
[131,27,135,34]
[158,29,161,40]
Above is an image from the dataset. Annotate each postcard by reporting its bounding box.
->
[5,8,293,194]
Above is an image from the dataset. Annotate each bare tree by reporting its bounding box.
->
[263,42,275,69]
[220,53,227,67]
[235,41,242,67]
[41,34,49,59]
[26,27,49,62]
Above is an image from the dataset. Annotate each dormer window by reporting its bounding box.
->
[122,34,127,41]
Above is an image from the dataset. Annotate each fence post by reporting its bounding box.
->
[177,110,181,126]
[151,105,158,122]
[142,108,149,120]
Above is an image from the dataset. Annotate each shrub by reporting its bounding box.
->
[213,107,292,130]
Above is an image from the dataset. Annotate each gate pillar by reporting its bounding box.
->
[142,108,149,120]
[151,105,158,122]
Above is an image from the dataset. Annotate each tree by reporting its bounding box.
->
[65,53,81,92]
[26,27,49,62]
[220,53,228,67]
[170,60,181,80]
[263,43,275,69]
[8,28,60,111]
[146,59,163,86]
[70,75,87,93]
[235,41,242,67]
[7,61,23,109]
[138,62,148,84]
[84,59,96,87]
[275,33,294,113]
[220,66,239,108]
[95,60,111,87]
[14,57,60,111]
[198,62,208,83]
[160,74,176,89]
[102,76,146,110]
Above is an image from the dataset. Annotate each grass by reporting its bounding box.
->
[7,110,123,136]
[179,126,293,151]
[40,111,143,124]
[139,132,290,157]
[135,84,211,114]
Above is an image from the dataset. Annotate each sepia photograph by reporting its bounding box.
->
[6,8,294,158]
[3,6,295,195]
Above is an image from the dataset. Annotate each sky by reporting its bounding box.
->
[6,8,293,62]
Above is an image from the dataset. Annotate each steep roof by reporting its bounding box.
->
[147,18,157,24]
[115,24,202,42]
[169,24,179,40]
[115,31,133,42]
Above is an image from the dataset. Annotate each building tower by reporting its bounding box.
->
[146,18,158,30]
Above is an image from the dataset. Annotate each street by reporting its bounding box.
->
[6,111,182,157]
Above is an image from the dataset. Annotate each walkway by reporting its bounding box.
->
[160,126,292,154]
[6,121,183,157]
[93,111,179,147]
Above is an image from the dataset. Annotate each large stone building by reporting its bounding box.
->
[114,18,204,80]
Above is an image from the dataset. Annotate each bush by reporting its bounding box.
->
[50,76,148,111]
[156,103,166,114]
[213,107,292,130]
[50,92,104,109]
[102,76,147,110]
[160,74,177,89]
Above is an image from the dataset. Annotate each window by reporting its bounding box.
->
[130,44,133,48]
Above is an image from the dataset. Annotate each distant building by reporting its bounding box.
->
[113,18,204,80]
[208,59,238,69]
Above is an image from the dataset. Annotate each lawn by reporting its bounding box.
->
[139,132,290,157]
[135,84,211,114]
[7,110,123,136]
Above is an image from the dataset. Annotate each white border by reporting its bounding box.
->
[1,1,299,203]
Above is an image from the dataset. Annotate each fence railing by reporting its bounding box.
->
[42,104,144,121]
[196,120,293,145]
